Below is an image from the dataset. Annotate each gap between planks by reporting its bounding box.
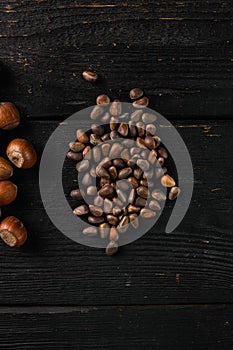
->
[0,303,232,313]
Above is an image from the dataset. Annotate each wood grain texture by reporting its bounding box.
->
[0,0,233,118]
[0,1,232,347]
[0,119,232,305]
[0,305,233,349]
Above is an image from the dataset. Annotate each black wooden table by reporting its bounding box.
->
[0,1,233,349]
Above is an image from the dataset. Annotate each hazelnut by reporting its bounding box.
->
[0,216,27,247]
[0,181,17,206]
[6,138,37,169]
[0,157,13,180]
[0,102,20,130]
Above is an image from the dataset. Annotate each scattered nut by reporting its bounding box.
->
[169,186,181,200]
[96,94,110,105]
[82,71,98,83]
[66,87,180,256]
[161,174,176,188]
[105,241,118,256]
[129,88,143,100]
[132,96,149,108]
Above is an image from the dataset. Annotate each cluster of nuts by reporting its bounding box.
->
[0,102,37,248]
[67,86,181,256]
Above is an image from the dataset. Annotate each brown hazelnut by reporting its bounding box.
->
[0,181,17,206]
[0,157,13,180]
[6,138,37,169]
[0,102,20,130]
[0,216,27,247]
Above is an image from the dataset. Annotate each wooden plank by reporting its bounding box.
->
[0,119,232,305]
[0,305,233,349]
[0,1,233,118]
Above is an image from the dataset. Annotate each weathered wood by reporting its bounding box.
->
[0,119,232,305]
[0,305,232,349]
[0,2,232,348]
[0,0,233,118]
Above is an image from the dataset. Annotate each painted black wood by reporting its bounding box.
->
[0,305,232,349]
[0,119,232,305]
[0,2,233,348]
[0,0,233,118]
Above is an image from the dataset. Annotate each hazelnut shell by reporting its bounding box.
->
[0,216,27,247]
[0,102,20,130]
[0,181,17,206]
[6,138,37,169]
[0,157,13,180]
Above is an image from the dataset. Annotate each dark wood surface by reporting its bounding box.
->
[1,0,233,118]
[0,1,233,349]
[0,119,232,305]
[0,305,233,350]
